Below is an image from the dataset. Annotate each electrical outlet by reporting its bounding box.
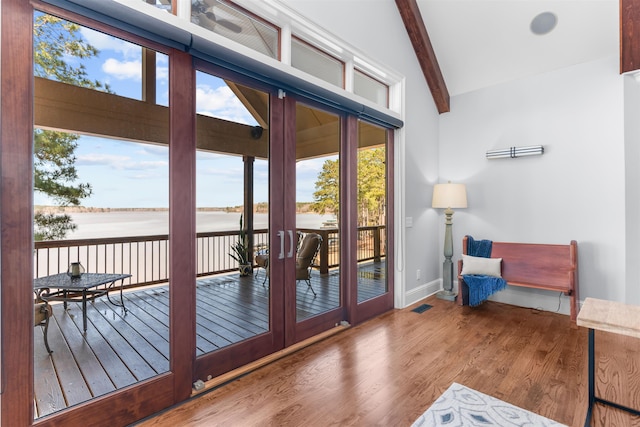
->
[416,269,421,280]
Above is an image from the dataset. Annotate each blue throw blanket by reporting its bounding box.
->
[466,235,492,258]
[462,235,507,306]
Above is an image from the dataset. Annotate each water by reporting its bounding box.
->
[66,211,334,239]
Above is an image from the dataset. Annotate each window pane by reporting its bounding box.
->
[296,104,341,321]
[354,70,388,108]
[357,121,388,303]
[195,70,271,358]
[140,0,172,12]
[33,12,170,418]
[192,0,279,59]
[291,38,344,88]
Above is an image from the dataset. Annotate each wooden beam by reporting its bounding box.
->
[35,78,354,161]
[34,77,268,158]
[226,81,269,129]
[621,0,640,73]
[142,48,157,104]
[395,0,450,114]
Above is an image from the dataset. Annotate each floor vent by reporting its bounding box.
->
[412,304,433,314]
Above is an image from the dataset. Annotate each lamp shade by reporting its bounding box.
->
[432,183,467,209]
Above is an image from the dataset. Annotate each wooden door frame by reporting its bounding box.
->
[1,2,190,425]
[283,96,346,346]
[1,1,38,425]
[190,61,287,382]
[348,124,395,325]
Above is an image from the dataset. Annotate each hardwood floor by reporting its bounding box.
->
[136,297,640,427]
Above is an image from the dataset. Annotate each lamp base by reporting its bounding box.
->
[436,290,457,302]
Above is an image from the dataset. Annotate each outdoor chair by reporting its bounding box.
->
[254,252,269,285]
[34,297,52,354]
[296,233,323,296]
[255,232,304,285]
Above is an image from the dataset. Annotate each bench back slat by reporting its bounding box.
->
[492,242,575,289]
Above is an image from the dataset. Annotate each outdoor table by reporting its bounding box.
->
[34,272,131,332]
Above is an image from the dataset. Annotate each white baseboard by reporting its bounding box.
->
[487,285,573,317]
[403,278,441,308]
[401,279,579,317]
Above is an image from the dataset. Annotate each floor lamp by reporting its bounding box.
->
[432,182,467,301]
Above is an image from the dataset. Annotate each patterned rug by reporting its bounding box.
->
[411,383,567,427]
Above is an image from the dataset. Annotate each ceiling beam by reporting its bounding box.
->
[395,0,450,114]
[34,77,268,158]
[621,0,640,74]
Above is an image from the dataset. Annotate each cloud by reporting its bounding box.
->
[296,158,328,174]
[199,166,244,177]
[78,153,167,171]
[102,58,142,81]
[197,151,225,160]
[80,27,140,58]
[137,145,169,157]
[196,84,257,125]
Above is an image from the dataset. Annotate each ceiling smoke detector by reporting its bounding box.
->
[530,12,557,35]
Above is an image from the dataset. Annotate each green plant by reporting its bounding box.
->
[229,215,250,265]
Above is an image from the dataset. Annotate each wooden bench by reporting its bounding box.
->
[457,236,579,320]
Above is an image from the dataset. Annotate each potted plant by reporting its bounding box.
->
[230,214,252,276]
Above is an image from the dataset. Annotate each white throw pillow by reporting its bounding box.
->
[460,254,502,277]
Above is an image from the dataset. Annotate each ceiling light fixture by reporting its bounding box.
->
[530,12,557,36]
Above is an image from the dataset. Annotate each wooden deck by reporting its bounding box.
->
[34,262,386,418]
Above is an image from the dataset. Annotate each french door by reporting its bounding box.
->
[2,2,393,423]
[192,64,347,380]
[282,96,345,345]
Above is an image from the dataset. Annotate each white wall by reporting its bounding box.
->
[625,74,640,305]
[283,0,443,307]
[439,56,626,314]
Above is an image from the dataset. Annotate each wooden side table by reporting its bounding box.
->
[577,297,640,426]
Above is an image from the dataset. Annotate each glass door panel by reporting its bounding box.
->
[33,11,170,417]
[357,121,388,302]
[194,70,272,361]
[294,103,341,322]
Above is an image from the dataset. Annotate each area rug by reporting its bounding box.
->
[411,383,567,427]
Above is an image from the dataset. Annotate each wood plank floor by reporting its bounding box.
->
[34,262,386,418]
[135,297,640,427]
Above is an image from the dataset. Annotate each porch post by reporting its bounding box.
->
[244,155,255,263]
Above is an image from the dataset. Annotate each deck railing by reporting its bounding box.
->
[34,226,385,289]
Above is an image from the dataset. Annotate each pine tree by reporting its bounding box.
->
[33,14,109,240]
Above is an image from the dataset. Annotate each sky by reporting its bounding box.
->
[34,17,329,209]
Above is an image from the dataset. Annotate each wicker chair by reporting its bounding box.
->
[296,233,322,296]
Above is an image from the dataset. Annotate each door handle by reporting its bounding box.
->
[277,230,285,259]
[287,230,294,258]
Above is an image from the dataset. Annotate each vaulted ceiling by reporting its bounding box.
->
[397,0,640,114]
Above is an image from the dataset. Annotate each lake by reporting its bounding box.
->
[66,211,334,239]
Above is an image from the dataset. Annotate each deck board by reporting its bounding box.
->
[34,324,67,416]
[34,261,386,419]
[52,310,116,397]
[46,321,93,408]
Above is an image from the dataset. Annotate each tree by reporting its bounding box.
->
[311,148,386,226]
[33,14,109,240]
[357,148,386,226]
[311,158,340,217]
